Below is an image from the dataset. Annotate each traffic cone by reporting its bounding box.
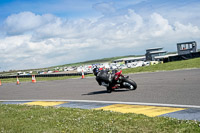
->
[32,75,36,83]
[81,69,85,79]
[0,80,2,86]
[16,77,20,85]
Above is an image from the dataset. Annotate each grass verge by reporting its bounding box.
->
[0,104,200,133]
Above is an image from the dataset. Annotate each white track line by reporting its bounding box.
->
[1,99,200,108]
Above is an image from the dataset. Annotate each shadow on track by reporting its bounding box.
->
[82,89,129,95]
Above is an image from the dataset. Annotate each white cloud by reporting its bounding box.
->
[0,9,200,71]
[4,12,58,35]
[148,13,173,37]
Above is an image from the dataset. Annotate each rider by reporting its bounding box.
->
[93,67,113,86]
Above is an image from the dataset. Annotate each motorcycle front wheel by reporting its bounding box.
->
[122,78,137,90]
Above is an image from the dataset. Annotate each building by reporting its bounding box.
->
[113,41,198,63]
[154,53,178,61]
[145,47,167,61]
[162,41,199,63]
[177,41,197,55]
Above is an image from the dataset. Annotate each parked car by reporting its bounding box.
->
[17,72,27,75]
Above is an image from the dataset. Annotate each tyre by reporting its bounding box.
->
[122,78,137,90]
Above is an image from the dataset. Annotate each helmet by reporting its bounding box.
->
[93,68,99,76]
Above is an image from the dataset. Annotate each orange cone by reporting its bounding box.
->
[81,69,85,79]
[16,77,20,85]
[0,80,2,86]
[32,75,36,83]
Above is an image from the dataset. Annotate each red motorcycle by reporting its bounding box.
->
[93,68,137,93]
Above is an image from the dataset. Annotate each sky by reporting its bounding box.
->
[0,0,200,71]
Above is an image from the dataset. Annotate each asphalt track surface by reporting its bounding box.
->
[1,69,200,121]
[1,69,200,106]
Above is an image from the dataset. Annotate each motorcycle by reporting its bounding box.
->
[94,68,137,93]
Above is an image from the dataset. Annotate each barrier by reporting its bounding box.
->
[0,72,92,79]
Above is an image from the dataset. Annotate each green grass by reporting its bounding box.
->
[0,104,199,133]
[123,57,200,74]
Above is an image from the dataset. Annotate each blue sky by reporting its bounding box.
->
[0,0,200,71]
